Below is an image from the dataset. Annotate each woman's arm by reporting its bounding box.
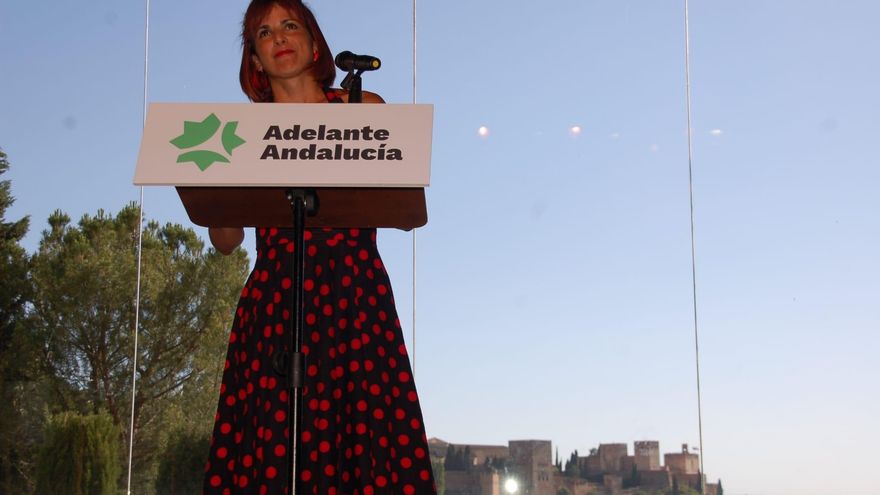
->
[361,90,385,104]
[209,227,245,255]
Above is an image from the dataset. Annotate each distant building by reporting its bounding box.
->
[433,437,717,495]
[509,440,554,495]
[664,444,700,476]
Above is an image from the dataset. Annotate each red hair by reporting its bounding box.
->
[239,0,336,102]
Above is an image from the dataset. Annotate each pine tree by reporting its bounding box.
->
[0,147,36,493]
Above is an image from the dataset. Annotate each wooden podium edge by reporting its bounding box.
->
[176,186,427,230]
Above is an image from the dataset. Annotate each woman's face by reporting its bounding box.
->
[250,3,317,82]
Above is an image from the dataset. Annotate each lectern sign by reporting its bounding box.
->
[134,103,433,187]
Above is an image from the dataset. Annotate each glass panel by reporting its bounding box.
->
[1,2,876,495]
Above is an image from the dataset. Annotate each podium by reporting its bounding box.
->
[135,102,432,494]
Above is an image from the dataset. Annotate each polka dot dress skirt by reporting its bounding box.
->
[203,228,436,494]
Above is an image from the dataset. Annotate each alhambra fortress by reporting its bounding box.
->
[428,438,722,495]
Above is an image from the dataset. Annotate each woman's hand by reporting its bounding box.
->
[209,227,245,255]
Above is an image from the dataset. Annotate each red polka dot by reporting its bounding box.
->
[275,410,286,422]
[266,466,277,479]
[210,475,221,487]
[274,444,286,457]
[216,447,227,459]
[404,484,415,495]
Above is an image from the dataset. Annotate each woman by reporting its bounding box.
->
[204,1,436,493]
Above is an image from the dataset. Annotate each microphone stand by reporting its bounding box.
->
[278,188,318,495]
[340,69,365,103]
[280,65,370,494]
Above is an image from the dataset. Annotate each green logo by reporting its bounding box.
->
[170,113,246,171]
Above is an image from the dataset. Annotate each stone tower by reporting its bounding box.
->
[634,441,660,471]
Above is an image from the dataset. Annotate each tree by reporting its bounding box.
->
[431,456,445,495]
[624,463,641,488]
[154,428,211,495]
[717,479,723,495]
[444,444,456,470]
[0,147,38,493]
[35,411,121,495]
[29,204,249,491]
[563,450,580,478]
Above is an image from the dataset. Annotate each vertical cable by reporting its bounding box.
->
[127,0,150,493]
[684,0,706,492]
[411,0,418,375]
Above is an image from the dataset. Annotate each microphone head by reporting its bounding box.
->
[335,51,381,71]
[334,51,355,70]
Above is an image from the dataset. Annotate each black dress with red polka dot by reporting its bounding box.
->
[202,93,436,495]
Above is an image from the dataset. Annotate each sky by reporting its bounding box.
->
[2,1,879,494]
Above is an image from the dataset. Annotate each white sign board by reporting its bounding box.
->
[134,103,433,187]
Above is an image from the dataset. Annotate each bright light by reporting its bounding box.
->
[478,126,490,137]
[504,478,519,494]
[569,125,582,136]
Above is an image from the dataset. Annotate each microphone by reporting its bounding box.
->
[335,51,381,71]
